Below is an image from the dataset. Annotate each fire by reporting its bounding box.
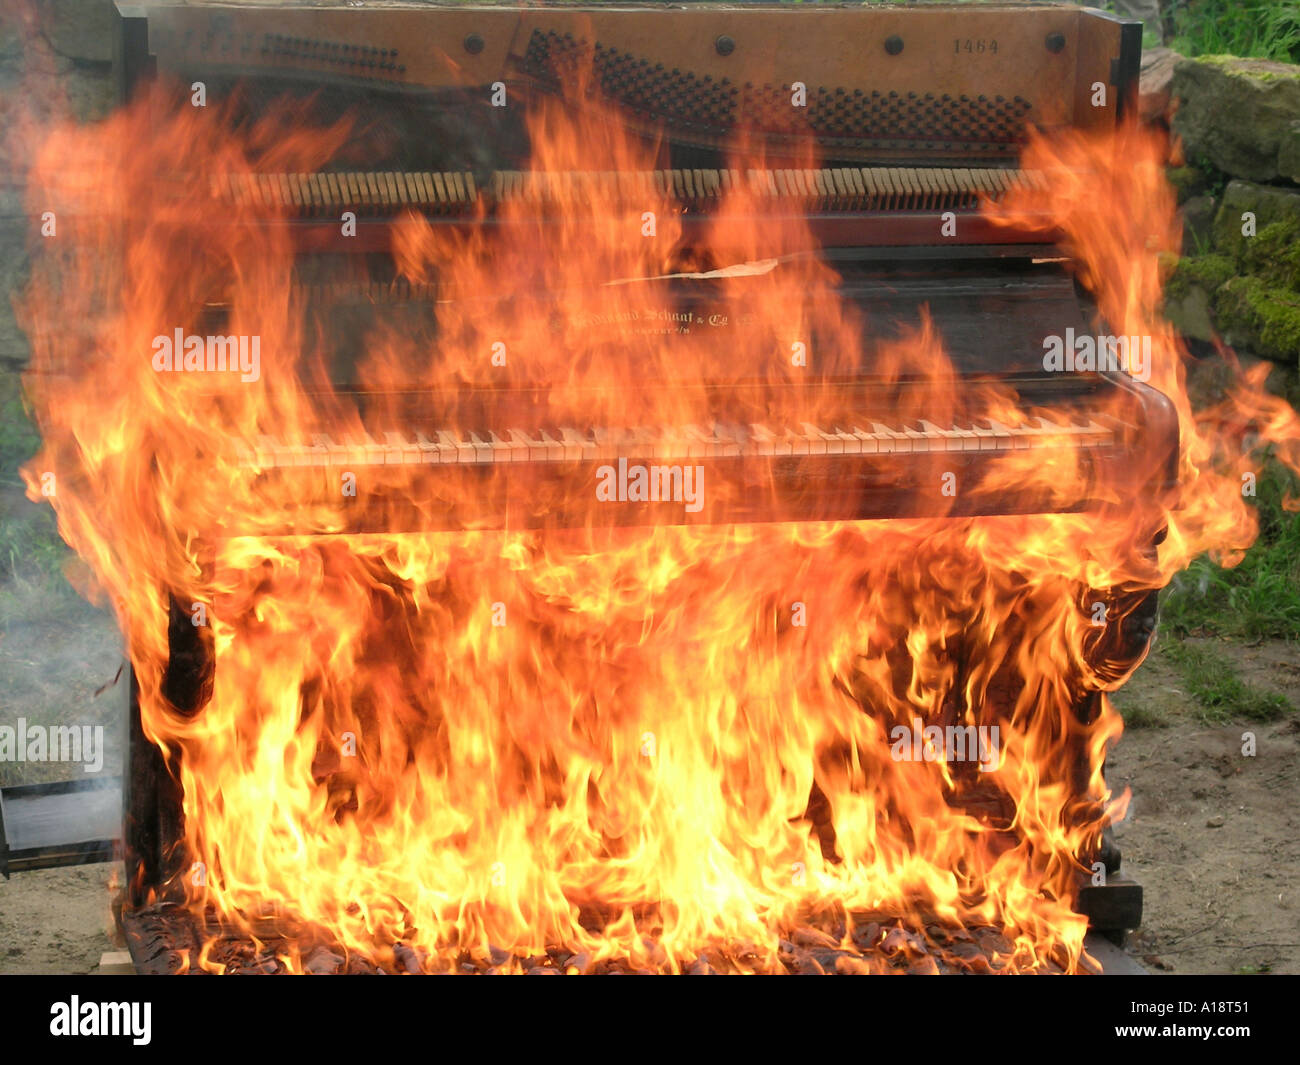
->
[14,73,1300,973]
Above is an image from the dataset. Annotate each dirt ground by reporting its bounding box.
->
[1,593,1295,975]
[1109,638,1300,976]
[0,863,123,974]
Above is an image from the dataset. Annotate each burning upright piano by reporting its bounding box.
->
[68,1,1174,972]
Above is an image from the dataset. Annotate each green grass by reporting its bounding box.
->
[1161,640,1294,722]
[0,507,68,585]
[1119,701,1171,729]
[1167,0,1300,64]
[1161,458,1300,640]
[0,369,40,484]
[0,369,71,595]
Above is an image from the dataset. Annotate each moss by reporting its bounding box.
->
[1243,219,1300,292]
[1212,181,1300,258]
[1193,54,1300,82]
[1170,196,1300,361]
[1256,292,1300,356]
[1166,253,1237,300]
[1167,165,1210,204]
[1215,276,1300,359]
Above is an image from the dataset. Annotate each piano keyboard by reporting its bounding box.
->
[235,415,1113,470]
[213,166,1043,218]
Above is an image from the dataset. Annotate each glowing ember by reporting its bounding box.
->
[14,74,1300,974]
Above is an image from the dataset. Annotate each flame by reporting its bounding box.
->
[13,72,1300,973]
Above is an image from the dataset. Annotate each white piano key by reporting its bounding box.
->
[591,425,624,461]
[467,431,494,463]
[507,428,547,461]
[800,422,838,455]
[1081,419,1112,447]
[1025,416,1077,446]
[361,432,387,465]
[540,429,577,462]
[680,424,721,458]
[655,426,687,460]
[708,422,741,457]
[676,424,706,458]
[492,429,526,462]
[310,433,342,465]
[261,434,307,467]
[557,427,594,461]
[333,434,365,465]
[434,430,473,464]
[414,431,442,463]
[969,420,1010,450]
[830,427,861,455]
[384,430,420,464]
[985,420,1030,450]
[900,422,931,453]
[714,422,745,457]
[538,429,571,462]
[917,420,965,453]
[948,423,981,452]
[823,425,852,454]
[402,432,424,464]
[849,426,880,455]
[748,423,777,457]
[870,422,906,454]
[783,425,811,456]
[627,425,661,457]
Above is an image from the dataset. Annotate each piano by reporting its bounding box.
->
[111,0,1174,537]
[101,0,1162,943]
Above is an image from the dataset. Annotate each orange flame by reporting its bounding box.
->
[14,75,1300,974]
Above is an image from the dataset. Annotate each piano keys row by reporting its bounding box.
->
[235,416,1114,469]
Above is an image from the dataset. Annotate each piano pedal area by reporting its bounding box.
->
[120,541,1156,975]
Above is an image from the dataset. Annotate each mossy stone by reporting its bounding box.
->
[1280,120,1300,184]
[1214,276,1300,363]
[1212,181,1300,260]
[1166,165,1209,205]
[1166,253,1237,301]
[1172,56,1300,182]
[1180,195,1218,254]
[1164,284,1217,343]
[1242,220,1300,294]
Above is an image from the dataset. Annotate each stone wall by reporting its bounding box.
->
[1161,55,1300,367]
